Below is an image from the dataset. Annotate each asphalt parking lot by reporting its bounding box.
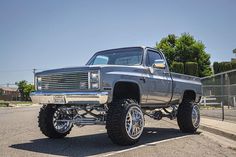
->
[0,106,236,157]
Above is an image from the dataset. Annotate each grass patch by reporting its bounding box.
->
[0,100,33,107]
[9,101,32,105]
[200,105,222,110]
[0,101,10,107]
[9,101,33,107]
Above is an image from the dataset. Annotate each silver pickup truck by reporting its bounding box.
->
[31,46,202,145]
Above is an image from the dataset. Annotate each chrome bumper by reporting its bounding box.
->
[30,91,109,105]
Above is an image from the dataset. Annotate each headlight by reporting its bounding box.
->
[89,71,100,89]
[37,77,42,82]
[90,72,99,82]
[37,77,42,90]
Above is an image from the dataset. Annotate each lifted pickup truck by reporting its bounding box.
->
[31,46,202,145]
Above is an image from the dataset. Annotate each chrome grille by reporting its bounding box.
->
[40,72,88,91]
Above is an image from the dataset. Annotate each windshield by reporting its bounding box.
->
[87,47,143,66]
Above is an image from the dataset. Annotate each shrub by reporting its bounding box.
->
[224,62,232,71]
[231,62,236,70]
[218,62,232,73]
[185,62,198,76]
[172,62,184,74]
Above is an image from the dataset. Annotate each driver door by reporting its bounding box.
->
[145,50,172,105]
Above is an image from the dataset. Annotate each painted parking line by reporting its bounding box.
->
[96,135,192,157]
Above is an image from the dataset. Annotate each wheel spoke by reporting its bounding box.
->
[53,106,72,133]
[192,105,200,128]
[125,106,144,139]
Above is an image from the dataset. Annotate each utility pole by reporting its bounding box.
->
[33,68,37,86]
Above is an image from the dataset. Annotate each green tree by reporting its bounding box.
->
[16,80,34,101]
[156,33,212,77]
[156,34,177,68]
[24,84,34,101]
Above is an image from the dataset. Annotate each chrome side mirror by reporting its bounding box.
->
[152,59,166,69]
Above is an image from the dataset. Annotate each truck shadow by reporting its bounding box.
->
[10,127,200,157]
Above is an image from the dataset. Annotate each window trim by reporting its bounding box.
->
[145,49,164,67]
[86,47,144,66]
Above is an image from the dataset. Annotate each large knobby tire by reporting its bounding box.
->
[106,99,144,146]
[38,104,72,138]
[177,101,200,133]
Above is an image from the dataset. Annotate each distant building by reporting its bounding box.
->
[0,87,19,101]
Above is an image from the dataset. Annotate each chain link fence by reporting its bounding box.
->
[200,69,236,122]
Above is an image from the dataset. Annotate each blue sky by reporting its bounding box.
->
[0,0,235,85]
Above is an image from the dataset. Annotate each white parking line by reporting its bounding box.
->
[98,135,192,157]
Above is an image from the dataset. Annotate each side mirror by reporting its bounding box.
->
[152,59,166,69]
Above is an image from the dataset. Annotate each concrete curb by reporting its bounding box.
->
[200,125,236,141]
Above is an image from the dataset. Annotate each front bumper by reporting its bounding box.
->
[30,91,109,105]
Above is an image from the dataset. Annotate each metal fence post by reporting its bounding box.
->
[220,74,224,107]
[204,97,206,106]
[234,96,236,107]
[221,102,224,121]
[226,73,231,108]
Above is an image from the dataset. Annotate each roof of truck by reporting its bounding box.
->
[95,46,158,53]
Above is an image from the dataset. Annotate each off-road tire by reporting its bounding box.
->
[177,101,200,133]
[38,104,72,138]
[106,99,144,146]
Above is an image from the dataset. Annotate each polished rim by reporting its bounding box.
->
[125,106,144,139]
[192,105,200,128]
[53,106,72,133]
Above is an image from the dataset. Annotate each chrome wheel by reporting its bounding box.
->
[192,105,200,128]
[125,106,144,139]
[53,106,72,133]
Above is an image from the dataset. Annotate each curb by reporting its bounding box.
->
[200,125,236,141]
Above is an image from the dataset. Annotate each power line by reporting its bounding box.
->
[0,83,16,86]
[0,83,17,88]
[0,82,34,85]
[0,83,34,88]
[0,69,32,73]
[0,68,46,73]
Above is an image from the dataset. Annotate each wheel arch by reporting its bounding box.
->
[180,90,196,103]
[112,81,141,103]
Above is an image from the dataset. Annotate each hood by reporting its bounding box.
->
[36,65,102,76]
[36,64,144,76]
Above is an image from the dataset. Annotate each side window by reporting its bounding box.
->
[146,50,162,67]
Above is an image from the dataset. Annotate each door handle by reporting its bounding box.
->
[163,71,170,75]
